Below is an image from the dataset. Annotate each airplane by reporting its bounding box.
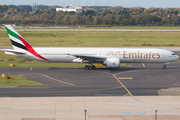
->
[1,25,179,70]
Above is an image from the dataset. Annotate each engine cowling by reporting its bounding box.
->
[103,58,120,68]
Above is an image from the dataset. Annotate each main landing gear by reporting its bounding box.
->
[163,62,169,69]
[85,65,96,70]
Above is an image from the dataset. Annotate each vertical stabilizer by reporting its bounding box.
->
[5,25,29,52]
[4,25,49,61]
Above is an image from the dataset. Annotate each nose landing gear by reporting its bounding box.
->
[85,65,96,70]
[163,62,169,69]
[163,65,167,69]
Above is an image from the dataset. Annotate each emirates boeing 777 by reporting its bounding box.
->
[1,25,179,70]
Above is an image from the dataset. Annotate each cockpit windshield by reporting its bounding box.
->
[172,53,176,55]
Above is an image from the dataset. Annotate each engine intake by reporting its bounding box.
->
[103,58,120,68]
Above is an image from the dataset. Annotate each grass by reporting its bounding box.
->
[1,31,180,47]
[0,76,44,86]
[0,30,180,64]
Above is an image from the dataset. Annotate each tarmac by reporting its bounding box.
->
[0,62,180,119]
[0,62,180,97]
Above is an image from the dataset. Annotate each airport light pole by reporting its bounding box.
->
[155,110,157,120]
[84,110,87,120]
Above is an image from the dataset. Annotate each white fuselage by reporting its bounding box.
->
[6,47,179,63]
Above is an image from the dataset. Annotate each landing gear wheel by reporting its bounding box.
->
[85,65,96,70]
[163,66,167,69]
[85,65,89,70]
[92,65,96,70]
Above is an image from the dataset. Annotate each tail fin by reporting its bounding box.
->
[5,25,30,51]
[4,25,49,61]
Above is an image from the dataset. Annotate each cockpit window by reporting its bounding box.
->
[172,53,176,55]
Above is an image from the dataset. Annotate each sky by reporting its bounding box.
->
[2,0,180,8]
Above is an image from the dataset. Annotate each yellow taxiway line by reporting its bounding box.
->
[118,77,133,79]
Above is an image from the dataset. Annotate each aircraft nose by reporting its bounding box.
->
[177,55,179,59]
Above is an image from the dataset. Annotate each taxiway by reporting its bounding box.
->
[0,62,180,97]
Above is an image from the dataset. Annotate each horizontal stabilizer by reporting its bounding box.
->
[0,49,26,54]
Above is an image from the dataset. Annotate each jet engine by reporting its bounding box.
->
[103,58,120,68]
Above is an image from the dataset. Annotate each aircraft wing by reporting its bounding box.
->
[68,54,105,60]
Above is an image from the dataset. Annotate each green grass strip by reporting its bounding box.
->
[0,76,44,86]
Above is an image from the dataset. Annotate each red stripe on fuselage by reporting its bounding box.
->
[18,35,49,61]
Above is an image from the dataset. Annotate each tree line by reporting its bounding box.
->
[0,5,180,26]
